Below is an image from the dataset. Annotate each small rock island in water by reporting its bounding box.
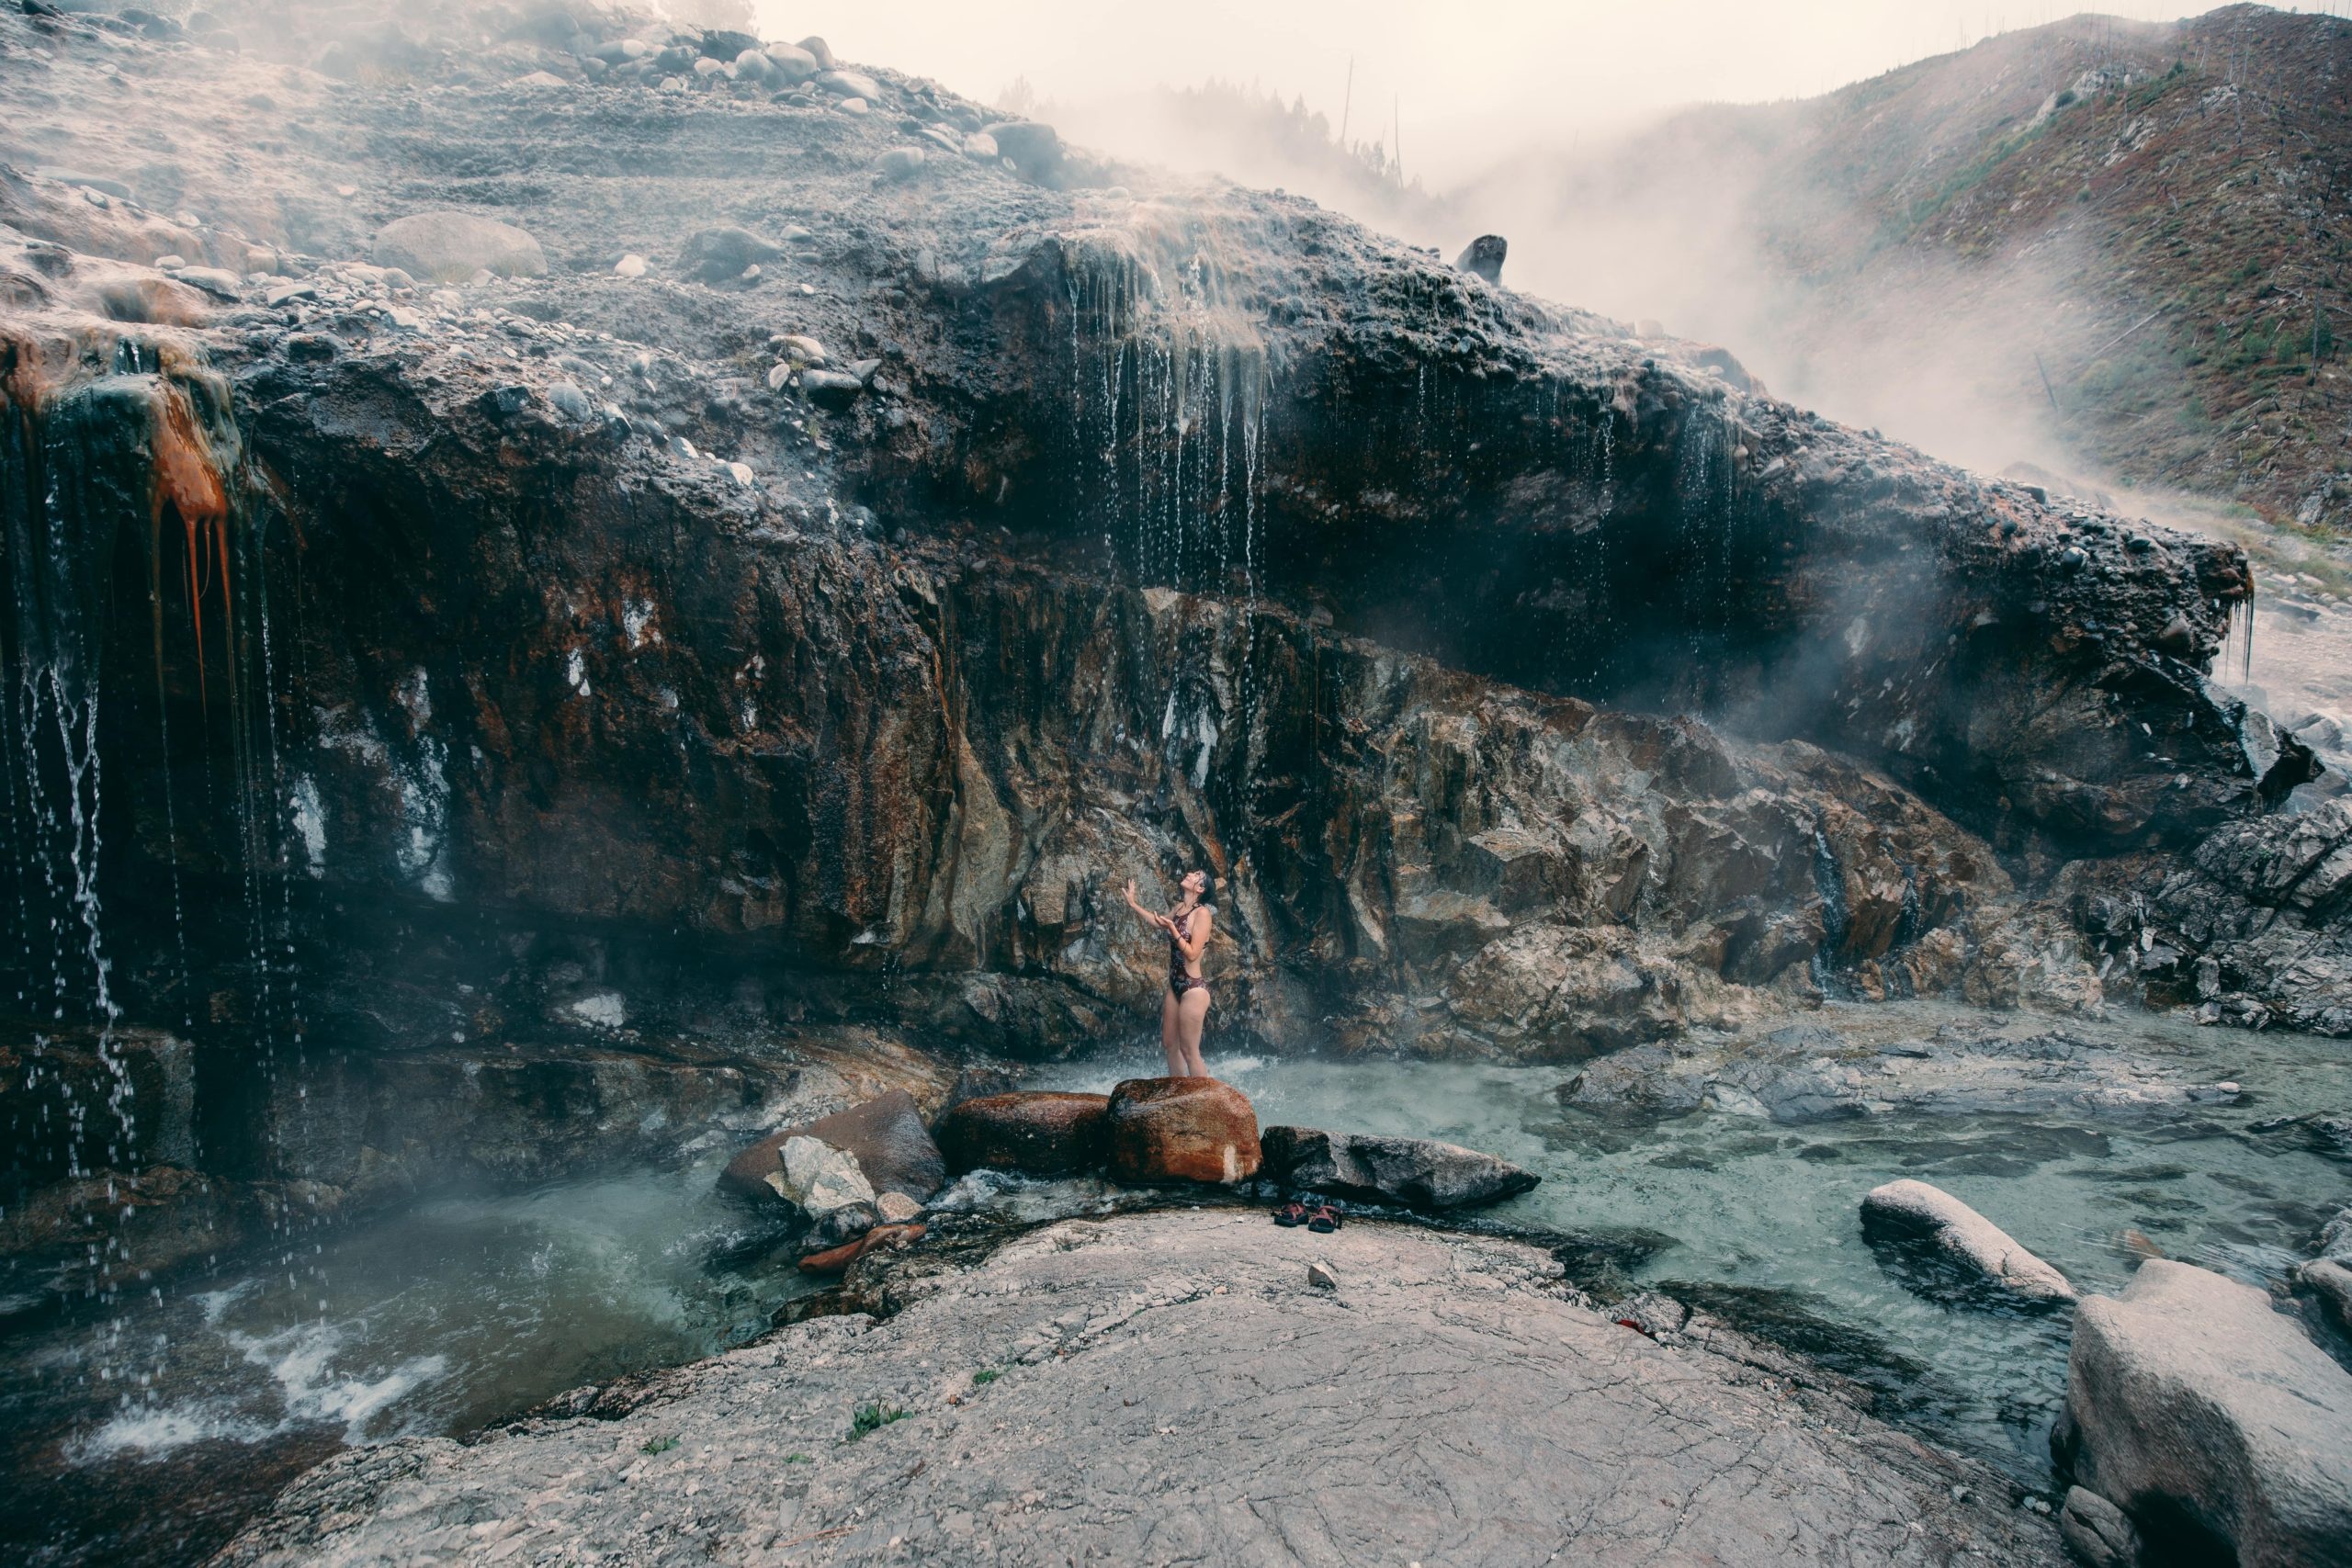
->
[1,2,2348,1565]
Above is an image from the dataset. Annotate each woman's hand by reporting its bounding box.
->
[1125,879,1170,931]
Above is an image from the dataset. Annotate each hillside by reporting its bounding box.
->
[1462,5,2352,541]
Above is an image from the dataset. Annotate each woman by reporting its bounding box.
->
[1125,870,1215,1078]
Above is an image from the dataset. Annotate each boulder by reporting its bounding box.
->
[1105,1077,1260,1185]
[1454,234,1507,283]
[936,1091,1110,1177]
[676,226,781,283]
[2058,1487,2143,1568]
[719,1089,945,1201]
[1860,1179,2076,1305]
[372,211,546,283]
[816,69,882,101]
[1260,1125,1538,1211]
[985,120,1064,182]
[800,368,866,407]
[877,147,924,180]
[2064,1258,2352,1567]
[762,44,819,83]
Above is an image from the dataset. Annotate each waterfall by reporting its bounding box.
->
[1,334,293,1207]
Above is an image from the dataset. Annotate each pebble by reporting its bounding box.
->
[765,363,792,391]
[614,254,648,278]
[834,97,869,117]
[727,462,755,487]
[153,253,187,269]
[963,131,999,161]
[777,334,827,365]
[266,281,316,308]
[877,147,923,179]
[1306,1262,1339,1291]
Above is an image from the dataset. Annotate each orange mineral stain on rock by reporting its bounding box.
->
[151,381,232,702]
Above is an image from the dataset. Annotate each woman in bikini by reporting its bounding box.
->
[1125,870,1215,1079]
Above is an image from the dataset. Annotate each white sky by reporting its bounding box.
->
[755,2,2341,183]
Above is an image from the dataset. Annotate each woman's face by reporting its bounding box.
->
[1181,870,1207,897]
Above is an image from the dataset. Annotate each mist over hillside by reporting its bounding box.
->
[1061,5,2352,544]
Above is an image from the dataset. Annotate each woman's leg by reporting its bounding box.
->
[1177,987,1211,1077]
[1159,987,1186,1077]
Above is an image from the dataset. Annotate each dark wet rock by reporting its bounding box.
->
[721,1089,945,1204]
[675,225,781,282]
[1260,1124,1538,1210]
[936,1091,1110,1177]
[370,210,547,283]
[1454,233,1506,283]
[1105,1077,1261,1185]
[2058,1486,2143,1568]
[2063,1259,2352,1568]
[1860,1179,2076,1306]
[2061,800,2352,1035]
[216,1211,2063,1566]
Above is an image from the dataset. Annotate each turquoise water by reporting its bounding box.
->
[1035,1002,2352,1479]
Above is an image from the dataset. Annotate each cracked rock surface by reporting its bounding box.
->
[215,1210,2060,1566]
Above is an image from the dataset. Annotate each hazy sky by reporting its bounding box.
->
[757,1,2338,182]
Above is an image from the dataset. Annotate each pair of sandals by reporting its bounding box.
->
[1272,1199,1342,1233]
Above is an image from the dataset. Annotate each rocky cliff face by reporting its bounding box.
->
[0,1,2335,1236]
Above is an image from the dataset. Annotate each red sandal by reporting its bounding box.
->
[1306,1204,1342,1234]
[1272,1201,1310,1227]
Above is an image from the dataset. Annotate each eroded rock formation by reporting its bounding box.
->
[0,0,2336,1255]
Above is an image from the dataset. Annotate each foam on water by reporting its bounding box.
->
[228,1323,448,1443]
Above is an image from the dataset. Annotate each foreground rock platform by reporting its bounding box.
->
[217,1210,2059,1566]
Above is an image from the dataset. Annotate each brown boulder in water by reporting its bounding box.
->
[1105,1077,1261,1185]
[720,1089,944,1202]
[937,1091,1111,1177]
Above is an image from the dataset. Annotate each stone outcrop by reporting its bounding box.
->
[214,1210,2063,1567]
[2059,1259,2352,1567]
[720,1089,944,1204]
[1860,1179,2077,1305]
[1105,1077,1261,1185]
[2062,800,2352,1036]
[0,0,2335,1303]
[1260,1124,1540,1210]
[935,1091,1111,1177]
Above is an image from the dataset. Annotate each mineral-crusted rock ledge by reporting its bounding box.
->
[215,1210,2059,1567]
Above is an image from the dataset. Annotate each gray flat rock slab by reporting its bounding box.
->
[218,1210,2059,1567]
